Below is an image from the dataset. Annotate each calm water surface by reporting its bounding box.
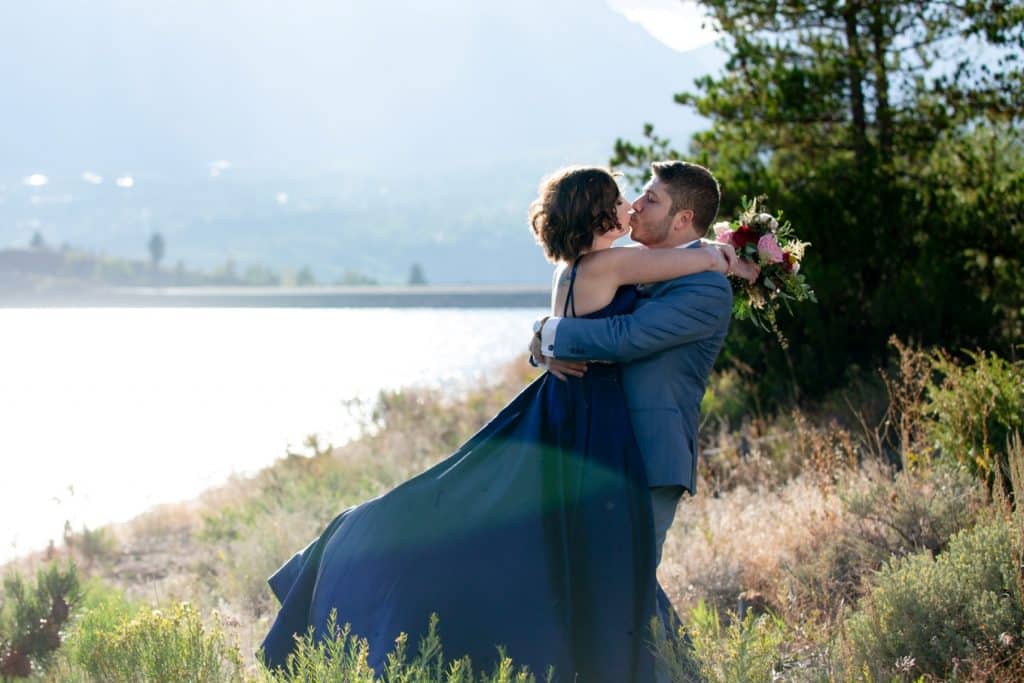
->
[0,307,545,562]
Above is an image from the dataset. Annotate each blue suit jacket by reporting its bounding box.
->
[552,257,732,492]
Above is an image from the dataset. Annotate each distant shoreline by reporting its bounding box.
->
[0,284,551,309]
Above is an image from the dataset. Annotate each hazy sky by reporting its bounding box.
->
[0,1,727,279]
[0,1,724,175]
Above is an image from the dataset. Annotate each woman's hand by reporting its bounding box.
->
[706,242,761,284]
[703,243,733,275]
[732,259,761,284]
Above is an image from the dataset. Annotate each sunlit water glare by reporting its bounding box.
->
[0,307,545,562]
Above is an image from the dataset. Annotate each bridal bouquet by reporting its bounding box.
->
[713,197,816,346]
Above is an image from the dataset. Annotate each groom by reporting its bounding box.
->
[530,160,735,658]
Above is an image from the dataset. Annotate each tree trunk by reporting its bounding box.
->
[869,3,894,158]
[843,1,869,163]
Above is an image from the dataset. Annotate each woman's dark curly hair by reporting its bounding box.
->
[529,166,622,263]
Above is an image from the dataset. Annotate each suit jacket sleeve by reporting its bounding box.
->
[551,274,732,362]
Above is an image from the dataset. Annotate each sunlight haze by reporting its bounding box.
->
[606,0,719,52]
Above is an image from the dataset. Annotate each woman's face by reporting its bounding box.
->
[614,193,633,234]
[592,193,631,251]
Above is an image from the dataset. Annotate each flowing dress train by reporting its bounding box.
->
[261,265,675,681]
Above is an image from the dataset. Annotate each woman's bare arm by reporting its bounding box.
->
[585,244,732,287]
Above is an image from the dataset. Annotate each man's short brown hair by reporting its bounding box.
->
[651,161,720,236]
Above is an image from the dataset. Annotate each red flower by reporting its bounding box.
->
[732,224,759,249]
[782,252,799,274]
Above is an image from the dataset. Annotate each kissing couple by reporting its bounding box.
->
[261,160,759,682]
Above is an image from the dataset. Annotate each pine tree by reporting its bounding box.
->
[147,232,165,269]
[612,0,1024,398]
[408,263,427,286]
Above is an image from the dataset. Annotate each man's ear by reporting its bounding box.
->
[671,208,695,233]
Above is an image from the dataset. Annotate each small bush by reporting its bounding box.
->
[841,460,982,558]
[257,611,548,683]
[65,601,244,682]
[0,560,81,678]
[927,349,1024,487]
[651,600,789,683]
[843,519,1024,680]
[46,582,139,682]
[65,525,118,567]
[777,462,982,643]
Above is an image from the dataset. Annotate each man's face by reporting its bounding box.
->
[629,178,676,247]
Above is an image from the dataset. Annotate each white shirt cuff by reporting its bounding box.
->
[540,317,561,357]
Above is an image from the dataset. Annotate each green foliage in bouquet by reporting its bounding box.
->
[715,197,817,346]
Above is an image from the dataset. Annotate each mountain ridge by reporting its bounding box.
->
[0,1,725,283]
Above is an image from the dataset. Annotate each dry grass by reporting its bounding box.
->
[4,348,1011,680]
[659,473,847,620]
[659,451,983,667]
[697,405,865,498]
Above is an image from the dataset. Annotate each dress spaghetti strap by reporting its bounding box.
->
[562,255,583,318]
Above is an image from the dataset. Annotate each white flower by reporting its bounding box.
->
[712,221,732,238]
[785,239,810,260]
[755,212,779,231]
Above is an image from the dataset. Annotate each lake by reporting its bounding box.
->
[0,307,546,562]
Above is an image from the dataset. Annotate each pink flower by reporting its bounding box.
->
[712,222,735,246]
[757,233,784,264]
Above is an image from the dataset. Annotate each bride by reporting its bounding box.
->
[260,165,755,681]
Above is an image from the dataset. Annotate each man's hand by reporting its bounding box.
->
[529,333,587,381]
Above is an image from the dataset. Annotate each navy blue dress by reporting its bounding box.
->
[261,266,673,681]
